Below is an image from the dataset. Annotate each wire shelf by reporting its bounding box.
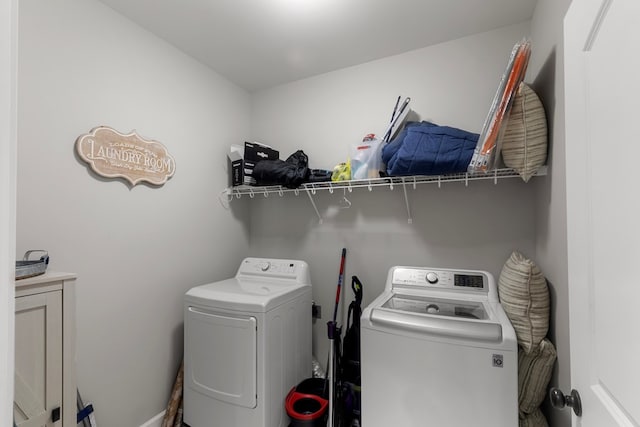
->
[222,166,547,224]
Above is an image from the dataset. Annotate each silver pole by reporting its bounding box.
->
[328,336,334,427]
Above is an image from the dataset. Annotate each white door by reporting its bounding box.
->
[1,0,17,424]
[564,0,640,425]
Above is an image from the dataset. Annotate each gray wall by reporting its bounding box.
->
[249,22,540,371]
[16,0,251,425]
[529,0,573,425]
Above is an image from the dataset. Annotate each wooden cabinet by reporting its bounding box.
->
[14,272,77,427]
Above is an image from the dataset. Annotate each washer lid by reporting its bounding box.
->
[369,293,503,342]
[185,277,310,312]
[382,294,488,320]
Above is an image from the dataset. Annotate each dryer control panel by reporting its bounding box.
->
[237,257,311,284]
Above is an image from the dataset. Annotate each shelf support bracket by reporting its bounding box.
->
[305,188,323,224]
[401,179,413,224]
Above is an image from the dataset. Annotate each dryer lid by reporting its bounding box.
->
[185,277,310,312]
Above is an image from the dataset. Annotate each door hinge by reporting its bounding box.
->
[51,406,61,422]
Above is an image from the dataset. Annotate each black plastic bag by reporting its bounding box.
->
[251,150,310,188]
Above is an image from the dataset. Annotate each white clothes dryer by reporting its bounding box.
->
[360,266,517,427]
[183,258,312,427]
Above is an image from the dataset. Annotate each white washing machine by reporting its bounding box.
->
[360,266,517,427]
[183,258,312,427]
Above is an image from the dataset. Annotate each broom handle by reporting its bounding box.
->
[332,248,347,323]
[162,361,184,427]
[328,248,346,427]
[328,336,334,427]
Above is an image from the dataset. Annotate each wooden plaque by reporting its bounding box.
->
[76,126,176,186]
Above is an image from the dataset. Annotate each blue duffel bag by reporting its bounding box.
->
[382,121,479,176]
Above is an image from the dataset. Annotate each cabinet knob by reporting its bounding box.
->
[549,387,582,417]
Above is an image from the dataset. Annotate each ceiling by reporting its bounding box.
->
[98,0,538,92]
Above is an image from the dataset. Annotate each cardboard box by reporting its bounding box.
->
[243,142,279,185]
[227,149,243,187]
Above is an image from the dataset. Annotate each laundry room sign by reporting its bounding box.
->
[76,126,176,187]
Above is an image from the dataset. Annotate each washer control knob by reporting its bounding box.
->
[260,262,271,272]
[426,304,440,314]
[426,272,439,284]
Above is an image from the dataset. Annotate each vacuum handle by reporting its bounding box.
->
[352,275,363,303]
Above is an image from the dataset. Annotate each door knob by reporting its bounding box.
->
[549,387,582,416]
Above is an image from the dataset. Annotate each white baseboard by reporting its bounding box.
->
[139,410,165,427]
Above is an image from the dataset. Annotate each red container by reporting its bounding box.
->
[285,378,328,427]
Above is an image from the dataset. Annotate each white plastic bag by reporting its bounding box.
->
[350,134,383,180]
